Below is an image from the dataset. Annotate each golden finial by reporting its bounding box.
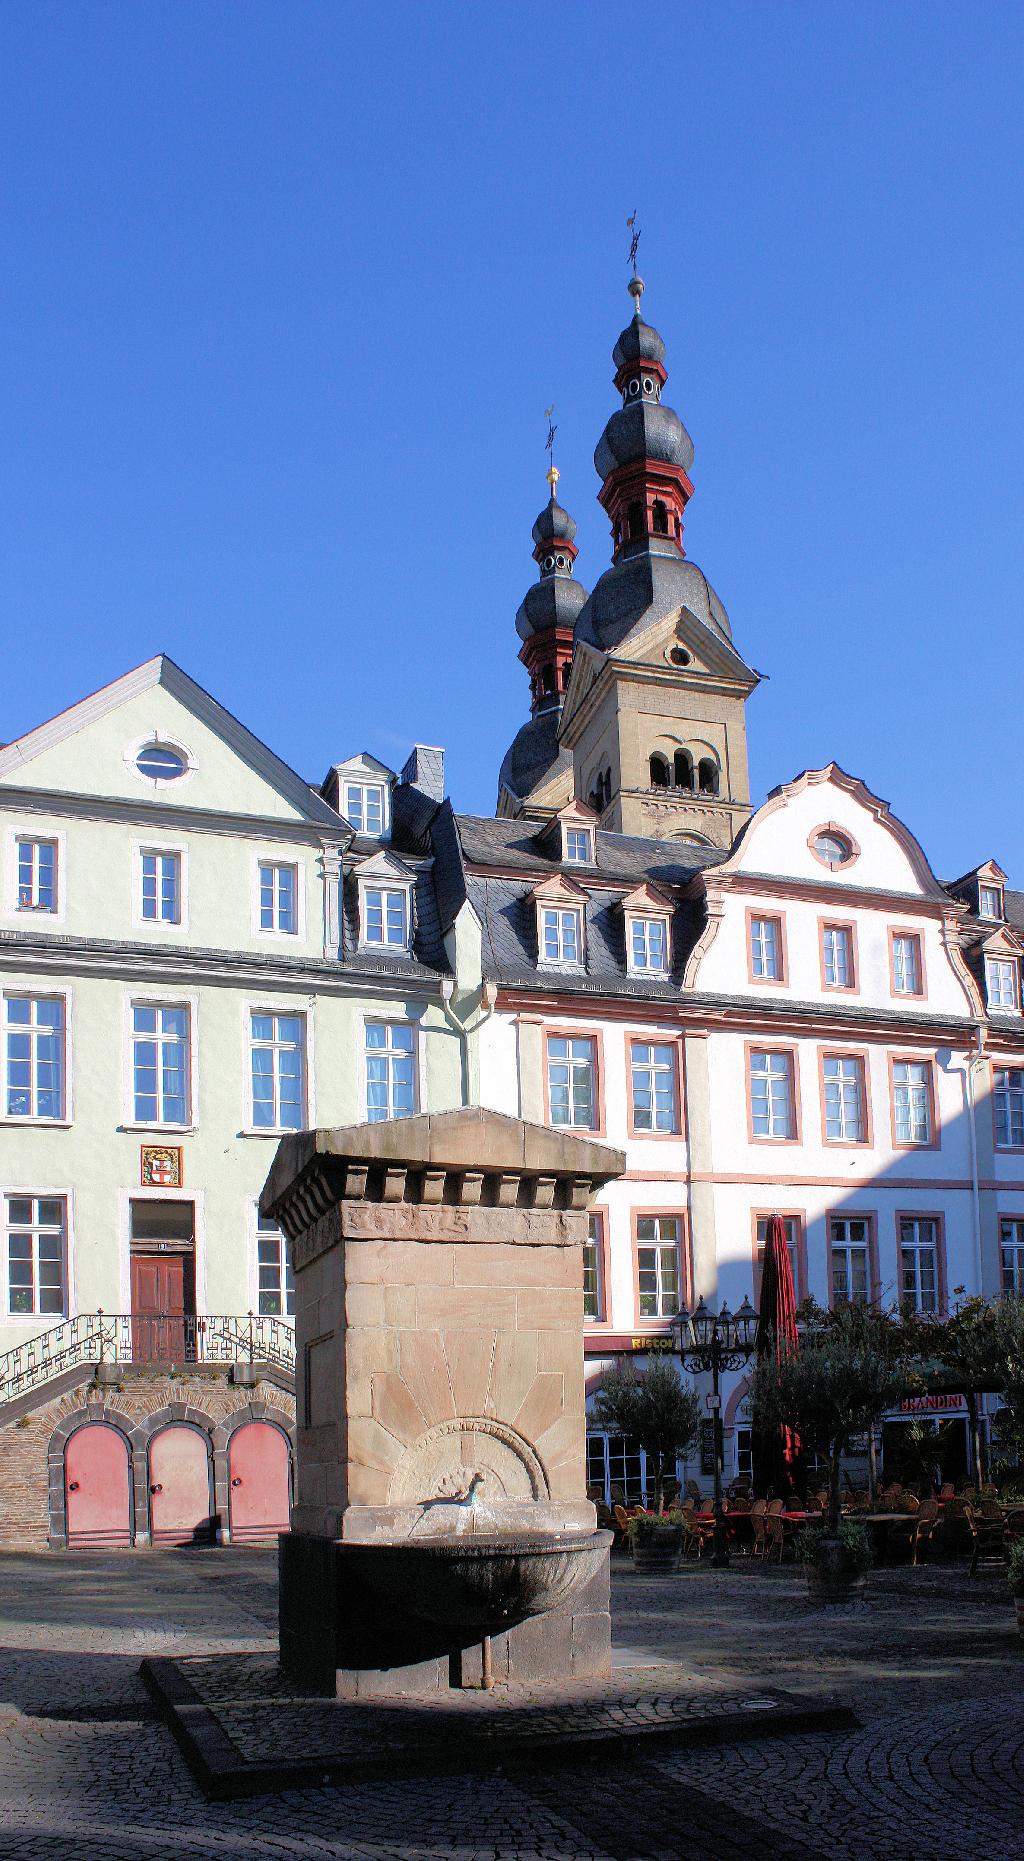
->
[627,212,644,308]
[544,405,558,498]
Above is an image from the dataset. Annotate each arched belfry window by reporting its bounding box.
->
[627,502,645,541]
[673,749,693,790]
[698,758,719,796]
[652,500,669,536]
[649,753,670,789]
[541,665,556,695]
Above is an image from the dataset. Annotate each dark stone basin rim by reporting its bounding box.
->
[337,1531,612,1559]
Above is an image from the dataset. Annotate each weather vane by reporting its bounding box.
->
[627,210,641,275]
[544,404,559,495]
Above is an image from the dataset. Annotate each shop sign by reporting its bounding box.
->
[897,1392,966,1415]
[699,1419,717,1475]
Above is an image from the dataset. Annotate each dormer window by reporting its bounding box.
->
[362,886,409,949]
[541,906,583,966]
[555,802,599,869]
[987,956,1019,1011]
[621,883,673,977]
[354,850,415,955]
[629,916,669,975]
[980,884,1004,921]
[565,829,593,865]
[345,782,386,838]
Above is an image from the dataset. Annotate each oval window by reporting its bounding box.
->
[813,830,852,870]
[136,743,187,782]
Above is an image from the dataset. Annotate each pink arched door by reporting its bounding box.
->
[228,1422,291,1543]
[65,1423,132,1548]
[149,1424,213,1545]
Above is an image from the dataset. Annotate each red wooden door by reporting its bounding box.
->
[131,1254,186,1362]
[149,1424,213,1545]
[228,1422,292,1542]
[66,1423,132,1548]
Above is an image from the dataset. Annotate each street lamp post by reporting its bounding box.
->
[672,1295,758,1568]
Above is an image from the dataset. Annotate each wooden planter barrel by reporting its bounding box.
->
[631,1524,683,1574]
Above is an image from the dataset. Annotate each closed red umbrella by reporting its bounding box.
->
[752,1211,802,1498]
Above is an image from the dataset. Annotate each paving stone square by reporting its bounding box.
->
[0,1547,1022,1859]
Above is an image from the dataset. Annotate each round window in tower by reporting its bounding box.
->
[643,377,654,394]
[628,378,640,396]
[543,555,555,572]
[810,827,857,871]
[555,555,565,570]
[135,742,189,784]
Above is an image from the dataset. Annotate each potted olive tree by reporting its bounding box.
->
[1006,1542,1024,1639]
[593,1356,700,1572]
[751,1302,904,1602]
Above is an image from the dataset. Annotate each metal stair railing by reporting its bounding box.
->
[0,1310,296,1408]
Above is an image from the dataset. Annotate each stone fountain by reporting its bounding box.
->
[260,1107,624,1697]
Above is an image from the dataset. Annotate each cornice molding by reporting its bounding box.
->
[0,928,446,999]
[0,784,351,848]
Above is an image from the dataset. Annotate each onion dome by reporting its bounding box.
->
[515,465,589,643]
[592,274,696,564]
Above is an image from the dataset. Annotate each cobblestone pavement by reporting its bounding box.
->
[0,1548,1022,1859]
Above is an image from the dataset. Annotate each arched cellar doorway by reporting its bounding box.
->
[65,1422,133,1549]
[149,1423,215,1546]
[227,1421,292,1542]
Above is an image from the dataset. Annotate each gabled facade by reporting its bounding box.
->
[0,659,462,1462]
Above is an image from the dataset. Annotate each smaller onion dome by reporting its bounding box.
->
[532,496,577,547]
[516,572,587,642]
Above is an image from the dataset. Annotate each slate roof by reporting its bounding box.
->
[496,711,572,805]
[573,551,738,657]
[340,861,449,977]
[432,812,727,992]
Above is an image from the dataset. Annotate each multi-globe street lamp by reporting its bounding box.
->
[671,1294,759,1567]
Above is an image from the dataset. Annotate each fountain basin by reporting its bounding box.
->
[337,1530,613,1633]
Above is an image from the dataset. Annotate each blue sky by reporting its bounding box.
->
[2,4,1022,877]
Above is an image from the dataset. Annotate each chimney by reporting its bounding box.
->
[401,744,445,804]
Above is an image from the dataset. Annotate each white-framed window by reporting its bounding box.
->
[822,1053,867,1143]
[259,862,298,935]
[540,906,583,967]
[892,933,923,996]
[132,1003,190,1126]
[830,1216,872,1306]
[584,1213,605,1321]
[249,1011,306,1131]
[361,886,410,950]
[1000,1220,1024,1296]
[16,839,57,912]
[630,1041,679,1133]
[255,1209,294,1317]
[893,1060,932,1145]
[749,1048,795,1140]
[140,850,182,924]
[547,1034,597,1128]
[636,1215,682,1319]
[980,884,1004,920]
[628,916,669,974]
[3,993,66,1121]
[345,782,386,838]
[750,915,783,982]
[130,737,194,787]
[995,1068,1024,1148]
[565,828,593,864]
[365,1021,416,1121]
[586,1431,648,1507]
[986,957,1018,1011]
[5,1194,68,1317]
[822,925,854,989]
[899,1216,940,1314]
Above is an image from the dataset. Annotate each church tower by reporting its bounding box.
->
[558,272,760,849]
[496,465,589,820]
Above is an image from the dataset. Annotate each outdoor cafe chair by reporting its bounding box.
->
[939,1482,955,1499]
[764,1511,797,1563]
[964,1503,1005,1577]
[749,1499,769,1558]
[888,1498,939,1567]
